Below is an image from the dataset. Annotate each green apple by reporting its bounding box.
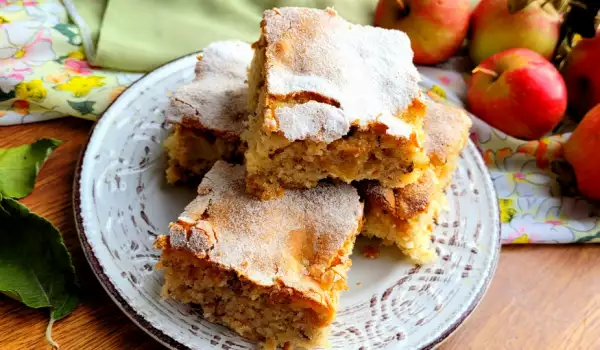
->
[469,0,561,65]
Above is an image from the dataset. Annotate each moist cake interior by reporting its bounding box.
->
[156,161,364,349]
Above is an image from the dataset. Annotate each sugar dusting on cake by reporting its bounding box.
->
[168,161,363,291]
[166,41,254,135]
[423,100,473,164]
[274,101,350,143]
[262,7,421,142]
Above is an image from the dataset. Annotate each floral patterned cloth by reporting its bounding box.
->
[418,64,600,244]
[0,0,141,124]
[1,0,599,243]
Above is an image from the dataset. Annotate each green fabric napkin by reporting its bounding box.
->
[64,0,378,72]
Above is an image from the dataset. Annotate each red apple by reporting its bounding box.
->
[466,48,567,140]
[469,0,561,65]
[562,34,600,119]
[564,104,600,199]
[374,0,470,65]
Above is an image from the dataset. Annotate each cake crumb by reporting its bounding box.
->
[362,244,380,259]
[356,282,362,286]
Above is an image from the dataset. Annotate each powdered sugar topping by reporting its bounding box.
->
[423,100,472,163]
[263,7,421,142]
[170,161,363,288]
[275,101,350,142]
[167,41,253,134]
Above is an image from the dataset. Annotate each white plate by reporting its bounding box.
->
[74,52,501,350]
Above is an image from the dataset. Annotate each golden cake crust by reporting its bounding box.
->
[362,100,472,220]
[361,169,437,221]
[158,161,363,307]
[360,101,471,262]
[424,100,473,167]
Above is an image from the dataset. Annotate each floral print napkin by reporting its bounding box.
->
[1,0,598,243]
[0,0,141,124]
[418,63,600,244]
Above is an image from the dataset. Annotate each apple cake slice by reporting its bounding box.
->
[164,40,253,184]
[155,161,363,349]
[244,7,428,199]
[361,100,472,263]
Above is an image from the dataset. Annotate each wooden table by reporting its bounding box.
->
[1,117,599,350]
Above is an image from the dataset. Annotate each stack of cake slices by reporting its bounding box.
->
[156,7,472,350]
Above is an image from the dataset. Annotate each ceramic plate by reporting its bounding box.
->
[74,52,501,350]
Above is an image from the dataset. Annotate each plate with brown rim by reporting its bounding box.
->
[74,52,501,350]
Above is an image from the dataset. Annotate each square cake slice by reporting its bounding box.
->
[164,41,253,184]
[361,101,472,263]
[155,161,363,349]
[244,7,428,199]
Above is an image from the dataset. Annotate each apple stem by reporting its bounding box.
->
[395,0,407,12]
[472,66,499,78]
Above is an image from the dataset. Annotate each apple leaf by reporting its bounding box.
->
[0,197,80,317]
[507,0,532,13]
[0,138,62,199]
[0,197,80,344]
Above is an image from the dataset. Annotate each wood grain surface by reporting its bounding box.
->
[0,117,598,350]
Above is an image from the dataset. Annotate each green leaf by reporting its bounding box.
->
[67,100,95,116]
[53,24,81,46]
[576,231,600,243]
[54,55,68,64]
[0,89,16,102]
[507,0,531,13]
[0,138,62,199]
[0,197,80,320]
